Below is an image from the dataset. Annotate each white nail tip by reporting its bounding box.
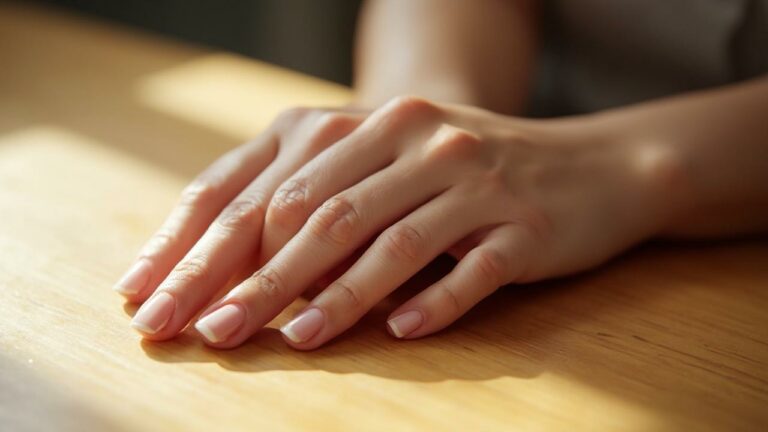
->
[194,319,220,343]
[130,320,157,335]
[387,320,404,338]
[280,325,301,343]
[113,284,140,295]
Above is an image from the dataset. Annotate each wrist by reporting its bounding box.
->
[557,112,693,240]
[586,112,695,239]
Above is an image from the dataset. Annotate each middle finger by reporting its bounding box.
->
[193,153,448,347]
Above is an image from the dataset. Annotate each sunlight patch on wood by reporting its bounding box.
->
[135,54,353,139]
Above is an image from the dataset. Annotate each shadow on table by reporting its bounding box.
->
[7,3,768,429]
[139,239,768,386]
[139,252,550,381]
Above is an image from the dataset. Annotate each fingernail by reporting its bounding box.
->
[387,310,423,338]
[114,258,152,295]
[194,303,245,343]
[280,308,324,343]
[130,292,175,335]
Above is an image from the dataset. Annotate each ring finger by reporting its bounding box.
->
[280,184,508,350]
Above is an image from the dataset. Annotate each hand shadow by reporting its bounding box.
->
[136,238,768,386]
[136,252,558,381]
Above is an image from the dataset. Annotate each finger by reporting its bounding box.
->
[129,157,290,340]
[386,224,534,339]
[258,96,442,265]
[445,227,495,261]
[113,133,278,302]
[280,185,509,350]
[302,251,360,300]
[193,152,448,348]
[129,110,366,338]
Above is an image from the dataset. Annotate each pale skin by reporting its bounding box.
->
[116,0,768,349]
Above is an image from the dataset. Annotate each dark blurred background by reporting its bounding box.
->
[33,0,363,85]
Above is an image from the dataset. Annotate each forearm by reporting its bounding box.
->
[353,0,538,114]
[591,77,768,238]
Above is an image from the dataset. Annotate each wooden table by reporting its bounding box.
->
[1,3,767,431]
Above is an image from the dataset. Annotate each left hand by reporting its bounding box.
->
[126,96,665,349]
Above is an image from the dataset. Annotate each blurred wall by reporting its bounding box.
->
[34,0,363,85]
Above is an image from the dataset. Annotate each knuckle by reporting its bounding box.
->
[208,146,245,172]
[375,95,440,129]
[275,106,312,128]
[168,256,211,285]
[217,198,265,231]
[307,113,357,149]
[179,180,220,210]
[423,124,482,162]
[307,196,360,246]
[471,248,507,286]
[438,285,463,315]
[249,267,285,300]
[385,95,437,116]
[331,279,363,311]
[267,178,309,227]
[140,228,177,257]
[380,223,424,261]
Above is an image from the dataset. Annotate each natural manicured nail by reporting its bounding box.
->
[130,292,175,335]
[387,310,423,338]
[280,308,324,343]
[114,258,152,295]
[195,303,246,343]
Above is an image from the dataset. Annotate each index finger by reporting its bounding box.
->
[113,132,278,302]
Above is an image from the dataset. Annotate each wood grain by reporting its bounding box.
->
[1,3,767,431]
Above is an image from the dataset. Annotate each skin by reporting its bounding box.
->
[354,0,538,114]
[117,1,768,349]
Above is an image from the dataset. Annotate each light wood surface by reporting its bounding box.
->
[1,3,767,431]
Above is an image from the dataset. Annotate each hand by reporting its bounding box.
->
[114,106,367,323]
[117,96,665,349]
